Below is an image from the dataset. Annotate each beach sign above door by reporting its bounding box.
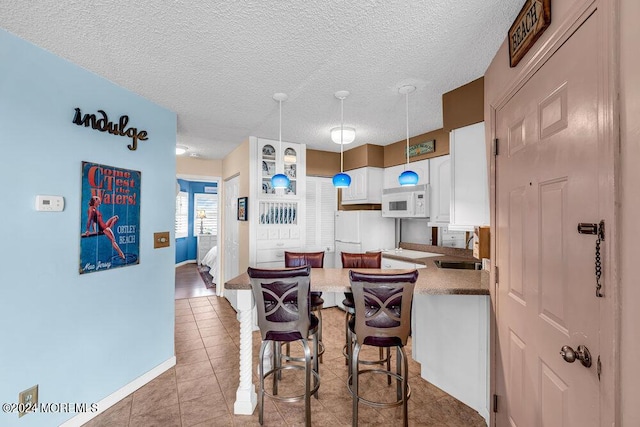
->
[508,0,551,68]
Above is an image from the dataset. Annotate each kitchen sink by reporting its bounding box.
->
[434,260,482,270]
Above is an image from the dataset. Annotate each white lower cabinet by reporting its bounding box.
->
[255,238,301,267]
[381,256,427,270]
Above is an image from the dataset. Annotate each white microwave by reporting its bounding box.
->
[381,184,429,218]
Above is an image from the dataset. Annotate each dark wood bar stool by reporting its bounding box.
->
[247,266,320,427]
[348,269,418,427]
[284,251,325,363]
[340,252,388,377]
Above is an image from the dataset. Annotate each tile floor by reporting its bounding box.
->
[84,265,486,426]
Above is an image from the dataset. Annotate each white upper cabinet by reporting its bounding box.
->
[428,154,451,226]
[250,136,306,267]
[382,158,430,189]
[341,167,383,205]
[258,138,302,198]
[449,122,489,230]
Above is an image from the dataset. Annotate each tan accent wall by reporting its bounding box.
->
[620,0,640,423]
[176,157,223,177]
[221,139,250,273]
[343,144,384,171]
[442,77,484,131]
[383,128,450,168]
[306,149,340,177]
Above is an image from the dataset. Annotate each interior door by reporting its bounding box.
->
[495,13,601,426]
[223,175,239,299]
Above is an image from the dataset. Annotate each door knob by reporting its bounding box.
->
[560,345,592,368]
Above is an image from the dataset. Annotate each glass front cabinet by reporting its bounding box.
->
[250,137,307,267]
[258,139,300,197]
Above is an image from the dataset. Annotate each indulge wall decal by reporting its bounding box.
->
[72,108,149,150]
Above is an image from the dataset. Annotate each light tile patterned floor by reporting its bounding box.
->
[84,295,487,426]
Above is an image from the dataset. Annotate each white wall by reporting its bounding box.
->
[0,29,176,427]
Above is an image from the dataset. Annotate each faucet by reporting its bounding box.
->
[466,235,474,249]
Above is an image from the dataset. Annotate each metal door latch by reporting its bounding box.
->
[560,345,592,368]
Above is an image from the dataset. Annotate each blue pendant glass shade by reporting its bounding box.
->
[271,173,290,189]
[332,172,351,188]
[398,170,419,186]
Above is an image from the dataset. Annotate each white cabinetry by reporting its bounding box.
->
[381,256,427,270]
[382,159,429,189]
[428,155,451,226]
[341,167,383,205]
[250,137,306,267]
[197,234,216,265]
[449,122,489,231]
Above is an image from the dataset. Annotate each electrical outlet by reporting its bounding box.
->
[18,385,38,417]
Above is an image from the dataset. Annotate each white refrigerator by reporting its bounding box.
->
[334,210,395,267]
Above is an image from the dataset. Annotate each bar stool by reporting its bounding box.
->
[340,252,388,376]
[247,266,320,426]
[284,251,325,363]
[347,269,418,427]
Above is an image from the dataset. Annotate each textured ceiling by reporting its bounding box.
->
[0,1,522,159]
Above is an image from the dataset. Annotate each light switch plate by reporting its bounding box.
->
[154,232,170,248]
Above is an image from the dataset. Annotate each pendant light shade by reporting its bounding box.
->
[332,172,352,188]
[398,170,419,186]
[398,85,419,186]
[332,90,352,188]
[271,93,290,189]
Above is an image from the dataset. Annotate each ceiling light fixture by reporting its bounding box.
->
[332,91,352,188]
[398,85,419,186]
[330,126,356,144]
[175,145,188,155]
[271,93,290,189]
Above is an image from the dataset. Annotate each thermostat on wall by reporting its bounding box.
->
[35,195,64,212]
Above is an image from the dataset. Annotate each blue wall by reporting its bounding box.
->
[175,179,218,264]
[0,29,176,426]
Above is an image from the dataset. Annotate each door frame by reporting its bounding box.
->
[486,0,619,425]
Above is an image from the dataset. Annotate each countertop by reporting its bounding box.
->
[226,244,489,295]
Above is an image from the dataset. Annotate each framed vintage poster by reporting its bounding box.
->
[79,161,141,274]
[237,197,248,221]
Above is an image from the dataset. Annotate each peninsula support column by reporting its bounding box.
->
[233,289,257,414]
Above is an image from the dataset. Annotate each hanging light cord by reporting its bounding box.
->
[405,90,410,168]
[340,97,344,172]
[279,99,282,153]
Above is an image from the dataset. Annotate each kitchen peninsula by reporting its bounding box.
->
[225,247,490,422]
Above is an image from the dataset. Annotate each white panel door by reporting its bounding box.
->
[495,14,602,426]
[223,176,239,301]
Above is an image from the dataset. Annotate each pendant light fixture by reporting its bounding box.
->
[332,90,352,188]
[398,85,419,186]
[271,93,291,189]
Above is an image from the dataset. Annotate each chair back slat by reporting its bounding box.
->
[341,252,381,268]
[284,251,325,268]
[248,266,311,341]
[349,270,418,347]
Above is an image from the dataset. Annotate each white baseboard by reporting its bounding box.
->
[175,260,196,267]
[60,356,176,427]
